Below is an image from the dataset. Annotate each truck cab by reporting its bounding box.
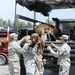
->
[0,27,14,65]
[0,32,9,65]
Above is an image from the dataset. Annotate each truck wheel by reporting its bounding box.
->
[0,55,6,65]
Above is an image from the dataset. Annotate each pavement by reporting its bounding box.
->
[0,64,9,75]
[0,64,58,75]
[0,64,75,75]
[0,64,52,75]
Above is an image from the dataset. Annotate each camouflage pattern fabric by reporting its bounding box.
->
[8,37,25,75]
[50,43,71,75]
[34,55,44,75]
[23,43,40,75]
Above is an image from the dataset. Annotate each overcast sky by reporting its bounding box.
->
[0,0,75,23]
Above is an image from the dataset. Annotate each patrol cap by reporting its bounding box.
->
[10,33,18,39]
[60,35,69,40]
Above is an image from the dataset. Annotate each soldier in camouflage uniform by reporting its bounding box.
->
[47,35,71,75]
[8,33,29,75]
[34,37,44,75]
[23,33,41,75]
[34,53,44,75]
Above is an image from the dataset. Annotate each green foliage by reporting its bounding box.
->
[0,19,13,26]
[0,18,3,26]
[26,22,33,28]
[0,18,33,27]
[17,20,26,26]
[7,20,13,26]
[2,20,7,26]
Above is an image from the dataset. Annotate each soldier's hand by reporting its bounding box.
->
[24,35,30,40]
[47,46,52,51]
[50,43,56,47]
[25,40,32,45]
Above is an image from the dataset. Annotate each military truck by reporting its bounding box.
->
[0,20,75,75]
[13,1,75,75]
[0,27,14,65]
[17,19,75,75]
[43,20,75,75]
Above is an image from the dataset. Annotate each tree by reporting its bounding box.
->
[0,18,33,27]
[0,19,13,26]
[2,20,7,26]
[7,20,13,26]
[0,18,3,26]
[26,22,33,28]
[18,20,26,26]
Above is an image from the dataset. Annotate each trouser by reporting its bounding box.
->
[20,55,26,75]
[25,61,40,75]
[36,61,44,75]
[59,64,70,75]
[8,61,20,75]
[34,55,44,75]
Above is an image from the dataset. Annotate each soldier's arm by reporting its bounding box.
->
[50,49,63,58]
[51,43,59,50]
[47,46,66,58]
[14,43,24,54]
[23,43,38,55]
[54,45,59,50]
[18,37,25,45]
[18,35,30,45]
[23,44,37,55]
[23,43,30,52]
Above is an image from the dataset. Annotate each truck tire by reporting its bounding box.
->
[0,55,6,65]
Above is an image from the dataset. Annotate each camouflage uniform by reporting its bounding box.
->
[8,35,25,75]
[50,43,71,75]
[23,43,40,75]
[34,54,44,75]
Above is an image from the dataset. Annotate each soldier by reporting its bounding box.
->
[8,33,29,75]
[47,35,71,75]
[23,33,44,75]
[34,37,44,75]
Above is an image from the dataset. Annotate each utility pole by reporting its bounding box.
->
[14,0,17,33]
[48,15,50,24]
[48,11,51,24]
[33,11,36,30]
[33,0,36,26]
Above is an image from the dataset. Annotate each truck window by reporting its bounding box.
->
[60,22,75,40]
[0,36,7,40]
